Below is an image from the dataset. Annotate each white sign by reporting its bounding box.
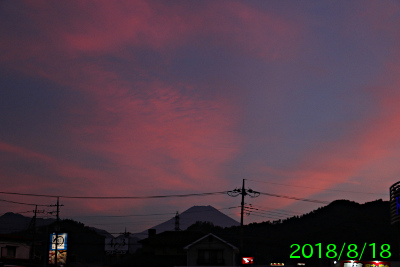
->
[344,263,363,267]
[105,237,128,252]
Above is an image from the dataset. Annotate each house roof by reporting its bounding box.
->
[0,234,31,242]
[139,231,205,247]
[183,233,239,251]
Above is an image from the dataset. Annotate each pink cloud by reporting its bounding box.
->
[1,1,302,65]
[204,2,302,60]
[67,69,242,193]
[249,2,400,210]
[0,147,151,214]
[254,55,400,209]
[0,142,52,162]
[59,1,302,60]
[341,1,400,38]
[1,60,243,214]
[1,0,257,215]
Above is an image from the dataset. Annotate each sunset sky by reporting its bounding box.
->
[1,0,400,234]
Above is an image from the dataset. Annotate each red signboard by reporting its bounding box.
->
[242,257,254,264]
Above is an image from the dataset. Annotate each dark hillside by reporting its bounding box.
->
[222,199,398,265]
[0,212,55,234]
[14,219,106,265]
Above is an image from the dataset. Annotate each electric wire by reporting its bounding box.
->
[258,191,330,204]
[244,206,297,217]
[248,213,288,219]
[75,212,176,218]
[0,188,332,234]
[249,204,302,215]
[71,206,240,218]
[247,179,387,196]
[0,198,50,206]
[244,209,287,219]
[0,191,227,199]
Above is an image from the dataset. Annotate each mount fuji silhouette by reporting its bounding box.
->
[133,205,239,239]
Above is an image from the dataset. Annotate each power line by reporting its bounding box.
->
[0,191,227,199]
[247,212,286,219]
[250,204,302,215]
[0,198,50,206]
[90,219,169,226]
[244,206,298,217]
[244,208,287,218]
[0,211,35,217]
[247,179,387,196]
[258,191,330,204]
[71,206,240,218]
[248,213,288,219]
[75,212,177,218]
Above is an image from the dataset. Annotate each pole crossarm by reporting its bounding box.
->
[227,179,260,254]
[227,188,260,198]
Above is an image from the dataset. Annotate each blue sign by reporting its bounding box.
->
[49,233,68,250]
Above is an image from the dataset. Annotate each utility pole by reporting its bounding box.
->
[28,206,45,262]
[30,205,38,261]
[228,179,260,257]
[50,197,63,266]
[240,179,245,226]
[175,211,180,231]
[55,197,59,266]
